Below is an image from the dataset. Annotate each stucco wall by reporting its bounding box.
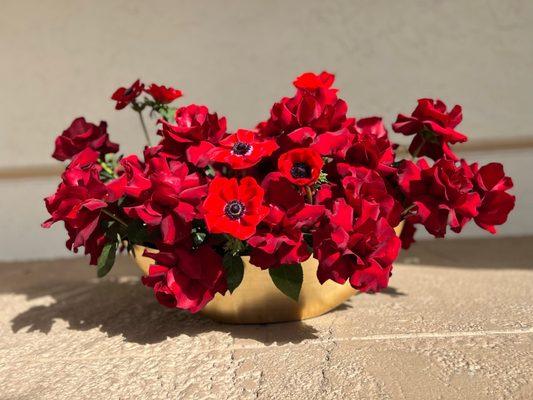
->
[2,0,533,166]
[0,0,532,260]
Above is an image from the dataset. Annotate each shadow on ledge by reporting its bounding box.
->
[5,255,404,345]
[397,235,533,270]
[369,286,406,297]
[9,277,322,345]
[0,256,378,345]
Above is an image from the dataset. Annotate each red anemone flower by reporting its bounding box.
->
[203,177,269,240]
[278,148,323,186]
[145,84,183,104]
[210,129,278,169]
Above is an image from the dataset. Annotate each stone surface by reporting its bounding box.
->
[0,237,531,399]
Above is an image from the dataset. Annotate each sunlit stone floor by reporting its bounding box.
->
[0,237,531,399]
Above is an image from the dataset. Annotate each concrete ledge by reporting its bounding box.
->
[0,237,531,399]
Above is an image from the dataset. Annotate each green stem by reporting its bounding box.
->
[401,204,416,218]
[101,209,128,227]
[411,138,426,159]
[305,186,313,204]
[137,110,152,146]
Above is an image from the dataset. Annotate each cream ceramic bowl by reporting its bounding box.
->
[133,224,403,324]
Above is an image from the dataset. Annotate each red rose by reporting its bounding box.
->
[471,162,515,233]
[145,83,183,104]
[313,199,400,292]
[312,125,355,159]
[160,104,226,143]
[257,71,347,137]
[313,117,395,175]
[111,79,144,110]
[356,116,388,138]
[392,98,467,160]
[341,166,402,226]
[284,127,317,148]
[123,156,207,244]
[52,117,119,161]
[266,127,319,157]
[316,162,402,226]
[278,148,323,186]
[203,176,268,240]
[248,173,324,269]
[398,159,481,237]
[399,218,417,249]
[210,129,278,169]
[42,149,114,264]
[159,104,227,167]
[141,245,227,313]
[347,117,396,174]
[293,71,336,91]
[116,155,151,198]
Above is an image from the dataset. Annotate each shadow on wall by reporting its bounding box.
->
[4,256,400,345]
[397,236,533,270]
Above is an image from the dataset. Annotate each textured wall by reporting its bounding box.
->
[0,0,532,260]
[1,0,532,167]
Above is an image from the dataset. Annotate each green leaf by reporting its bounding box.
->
[313,171,330,190]
[223,254,245,293]
[269,263,303,302]
[104,220,121,239]
[126,220,148,245]
[97,241,117,278]
[100,219,115,231]
[223,235,245,255]
[159,106,177,122]
[302,233,313,251]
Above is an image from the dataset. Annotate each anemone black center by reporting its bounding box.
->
[290,162,311,179]
[232,142,252,156]
[224,200,245,220]
[124,87,133,96]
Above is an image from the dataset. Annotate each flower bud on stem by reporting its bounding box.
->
[98,159,115,177]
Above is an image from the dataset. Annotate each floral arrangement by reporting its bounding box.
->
[42,72,515,313]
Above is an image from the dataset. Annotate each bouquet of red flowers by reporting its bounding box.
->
[43,72,515,313]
